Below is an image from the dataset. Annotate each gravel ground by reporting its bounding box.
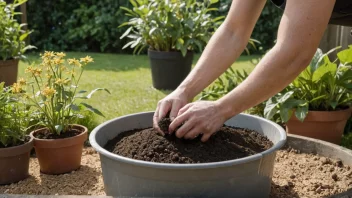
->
[1,148,351,197]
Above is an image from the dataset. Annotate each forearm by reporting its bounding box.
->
[177,24,249,100]
[176,0,266,100]
[217,44,315,118]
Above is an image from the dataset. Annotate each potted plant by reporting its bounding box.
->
[265,46,352,144]
[0,81,33,184]
[0,0,35,86]
[119,0,224,90]
[25,52,110,174]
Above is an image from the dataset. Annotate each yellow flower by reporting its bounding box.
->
[68,58,82,67]
[12,83,22,93]
[34,68,42,76]
[54,58,64,65]
[42,51,55,59]
[18,78,26,86]
[66,70,76,77]
[46,74,53,79]
[42,87,56,97]
[25,66,34,73]
[55,78,65,85]
[64,79,71,85]
[80,56,94,64]
[60,65,67,71]
[56,52,66,58]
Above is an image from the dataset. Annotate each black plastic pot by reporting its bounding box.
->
[148,50,193,90]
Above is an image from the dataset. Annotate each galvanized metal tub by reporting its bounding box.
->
[89,112,287,198]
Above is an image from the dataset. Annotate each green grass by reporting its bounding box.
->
[19,52,259,124]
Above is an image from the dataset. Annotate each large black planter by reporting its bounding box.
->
[148,50,193,90]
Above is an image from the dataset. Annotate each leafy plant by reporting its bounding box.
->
[119,0,225,56]
[22,52,110,135]
[0,82,32,147]
[0,0,35,60]
[265,46,352,123]
[199,67,281,122]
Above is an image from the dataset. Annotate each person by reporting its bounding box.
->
[153,0,352,142]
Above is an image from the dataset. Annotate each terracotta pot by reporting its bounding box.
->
[30,124,88,175]
[286,108,352,144]
[0,136,33,185]
[0,59,19,86]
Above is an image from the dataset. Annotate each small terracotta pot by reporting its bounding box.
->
[30,124,88,175]
[286,108,352,144]
[0,136,33,185]
[0,59,19,86]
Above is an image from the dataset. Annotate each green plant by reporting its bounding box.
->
[199,67,282,122]
[0,0,35,60]
[119,0,225,56]
[265,46,352,123]
[23,52,110,135]
[0,82,31,147]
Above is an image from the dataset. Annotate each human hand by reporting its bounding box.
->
[169,100,228,142]
[153,89,190,134]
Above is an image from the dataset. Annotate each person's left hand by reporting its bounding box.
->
[168,100,228,142]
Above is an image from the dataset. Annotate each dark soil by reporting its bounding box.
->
[34,129,82,140]
[0,136,31,148]
[158,117,172,133]
[105,126,273,164]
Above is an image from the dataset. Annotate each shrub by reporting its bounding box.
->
[0,0,35,60]
[119,0,224,56]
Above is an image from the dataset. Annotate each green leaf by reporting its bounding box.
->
[55,125,63,133]
[337,47,352,64]
[81,103,105,117]
[69,104,80,112]
[330,101,338,109]
[210,0,219,4]
[278,91,294,103]
[19,32,29,41]
[295,105,308,122]
[279,105,293,123]
[75,88,110,99]
[264,98,278,120]
[120,27,133,39]
[129,0,137,7]
[312,60,337,83]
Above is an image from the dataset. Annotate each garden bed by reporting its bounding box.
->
[1,138,352,198]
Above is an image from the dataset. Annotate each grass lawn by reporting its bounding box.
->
[19,52,258,124]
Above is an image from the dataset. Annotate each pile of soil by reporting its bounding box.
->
[105,125,273,163]
[270,148,352,198]
[1,148,351,197]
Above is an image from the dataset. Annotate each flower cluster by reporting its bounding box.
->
[14,51,109,135]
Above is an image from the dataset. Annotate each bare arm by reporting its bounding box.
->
[169,0,336,141]
[153,0,266,128]
[178,0,267,99]
[217,0,336,118]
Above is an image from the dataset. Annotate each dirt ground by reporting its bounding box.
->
[1,148,351,198]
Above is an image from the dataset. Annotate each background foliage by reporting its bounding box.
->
[26,0,282,53]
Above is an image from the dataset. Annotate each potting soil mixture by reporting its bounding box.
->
[34,129,82,139]
[104,125,273,163]
[0,147,351,197]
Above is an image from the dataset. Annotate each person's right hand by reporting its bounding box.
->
[153,89,189,134]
